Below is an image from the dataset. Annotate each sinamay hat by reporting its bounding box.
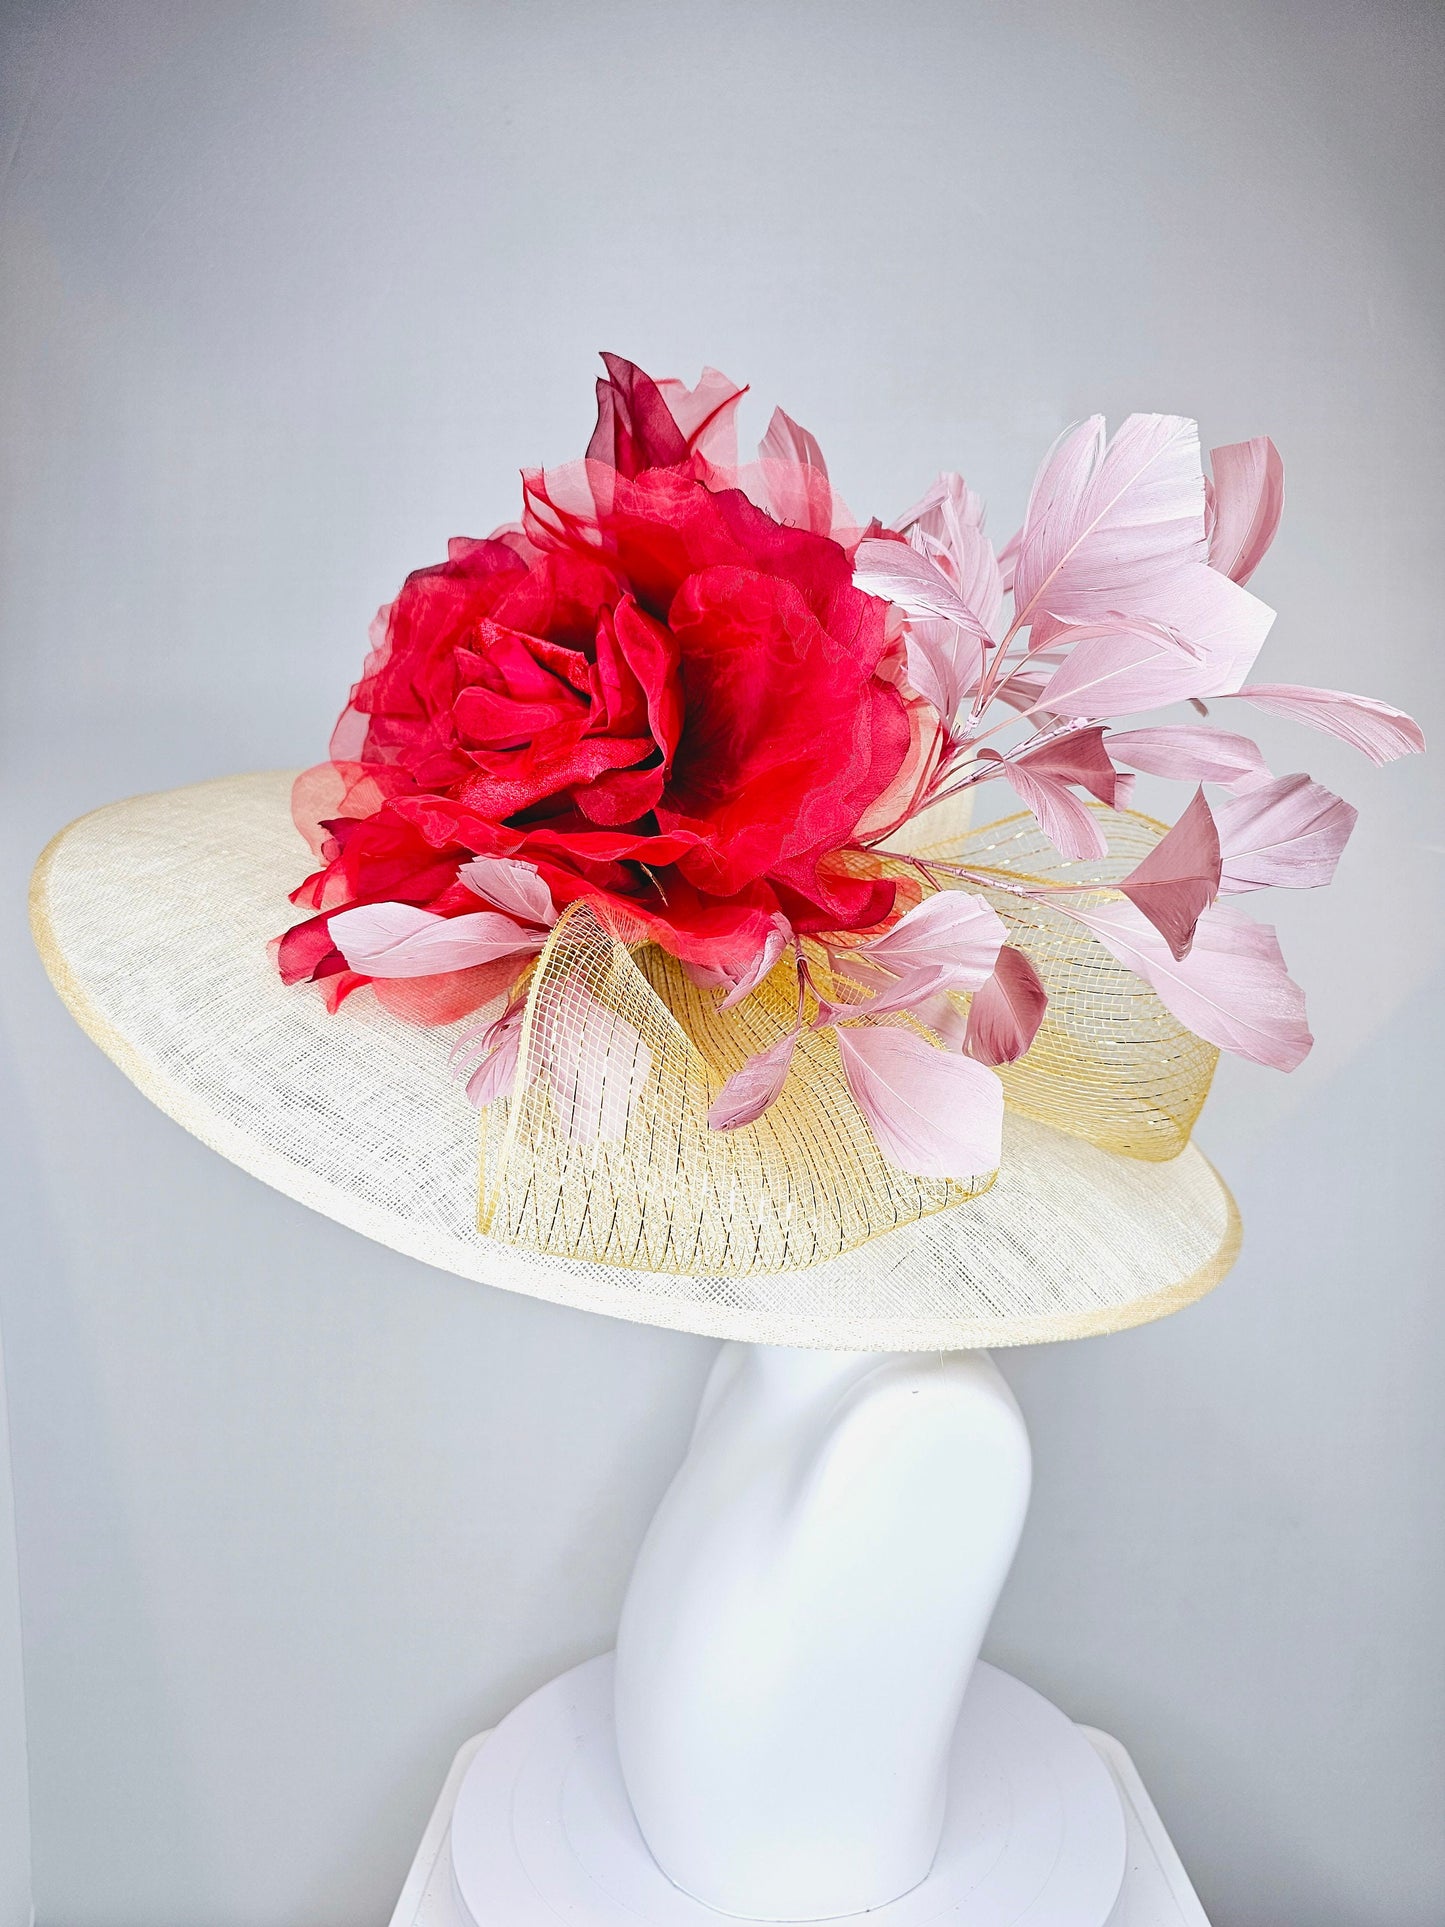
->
[30,359,1422,1351]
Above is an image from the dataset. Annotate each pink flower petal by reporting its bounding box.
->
[836,1025,1004,1177]
[1221,684,1425,765]
[1107,725,1269,792]
[656,365,749,469]
[683,958,736,991]
[1062,898,1311,1070]
[1206,437,1283,586]
[329,902,545,978]
[707,1030,800,1131]
[756,407,835,536]
[964,946,1049,1067]
[1013,414,1208,632]
[458,855,558,926]
[1116,787,1222,959]
[1214,773,1357,893]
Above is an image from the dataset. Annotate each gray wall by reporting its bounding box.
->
[0,1321,30,1927]
[1,3,1441,1923]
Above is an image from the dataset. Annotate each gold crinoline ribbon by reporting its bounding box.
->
[479,808,1219,1275]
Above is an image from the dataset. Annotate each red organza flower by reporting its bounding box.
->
[279,356,927,1023]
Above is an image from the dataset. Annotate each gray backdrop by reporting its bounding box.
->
[1,3,1441,1923]
[0,1328,27,1927]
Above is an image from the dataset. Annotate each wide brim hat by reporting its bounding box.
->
[29,770,1240,1352]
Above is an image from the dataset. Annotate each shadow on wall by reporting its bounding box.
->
[0,1061,34,1927]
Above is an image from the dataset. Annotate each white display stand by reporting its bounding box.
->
[450,1653,1127,1924]
[389,1700,1211,1927]
[402,1342,1206,1927]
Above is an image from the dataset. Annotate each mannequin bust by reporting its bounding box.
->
[613,1342,1032,1920]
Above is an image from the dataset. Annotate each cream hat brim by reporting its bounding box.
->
[29,772,1240,1351]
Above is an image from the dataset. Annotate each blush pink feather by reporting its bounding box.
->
[1061,899,1312,1071]
[1116,788,1223,959]
[1213,774,1356,893]
[1206,438,1284,586]
[963,947,1049,1067]
[836,1025,1005,1178]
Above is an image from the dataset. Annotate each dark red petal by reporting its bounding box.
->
[587,353,691,477]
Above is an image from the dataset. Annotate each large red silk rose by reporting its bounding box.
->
[280,357,927,1022]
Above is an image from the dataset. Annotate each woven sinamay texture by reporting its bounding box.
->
[29,772,1240,1351]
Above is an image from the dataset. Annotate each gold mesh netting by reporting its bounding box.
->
[480,904,992,1275]
[480,805,1218,1275]
[917,811,1219,1163]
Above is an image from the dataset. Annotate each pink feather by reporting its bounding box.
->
[963,947,1049,1066]
[1206,437,1284,586]
[1012,414,1208,632]
[895,472,1005,635]
[1116,787,1222,959]
[993,662,1055,715]
[1036,563,1274,715]
[1213,773,1357,892]
[1033,616,1203,719]
[836,1025,1004,1177]
[892,470,978,533]
[909,988,971,1050]
[1107,725,1269,792]
[707,1031,800,1131]
[329,902,544,978]
[819,963,968,1024]
[462,1005,525,1108]
[903,614,985,727]
[853,537,993,637]
[1009,725,1129,806]
[980,751,1110,862]
[718,918,792,1009]
[1155,565,1277,695]
[996,525,1021,595]
[458,855,558,926]
[1221,684,1425,765]
[1063,898,1311,1070]
[855,889,1007,990]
